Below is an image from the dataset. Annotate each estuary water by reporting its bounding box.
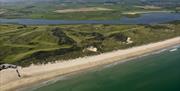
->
[26,45,180,91]
[0,12,180,25]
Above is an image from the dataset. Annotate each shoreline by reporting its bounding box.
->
[22,44,180,91]
[0,37,180,91]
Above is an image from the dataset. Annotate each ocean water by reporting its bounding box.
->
[28,46,180,91]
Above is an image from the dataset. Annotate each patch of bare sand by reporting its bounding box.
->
[54,7,113,13]
[0,9,6,15]
[134,5,162,9]
[122,10,172,15]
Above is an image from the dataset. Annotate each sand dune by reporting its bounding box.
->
[0,37,180,91]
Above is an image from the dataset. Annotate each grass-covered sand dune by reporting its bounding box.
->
[0,23,180,66]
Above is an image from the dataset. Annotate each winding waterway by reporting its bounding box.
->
[0,12,180,25]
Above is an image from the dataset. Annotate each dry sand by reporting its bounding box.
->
[0,11,5,15]
[0,37,180,91]
[134,5,162,9]
[122,10,172,15]
[0,9,6,15]
[54,7,112,13]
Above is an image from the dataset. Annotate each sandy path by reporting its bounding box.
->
[0,37,180,91]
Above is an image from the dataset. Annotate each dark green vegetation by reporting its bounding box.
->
[0,23,180,66]
[0,0,179,20]
[32,46,180,91]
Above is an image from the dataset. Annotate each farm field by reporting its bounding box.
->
[0,0,179,20]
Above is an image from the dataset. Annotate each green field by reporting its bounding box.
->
[0,0,179,20]
[0,23,180,66]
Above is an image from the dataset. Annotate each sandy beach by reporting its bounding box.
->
[0,37,180,91]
